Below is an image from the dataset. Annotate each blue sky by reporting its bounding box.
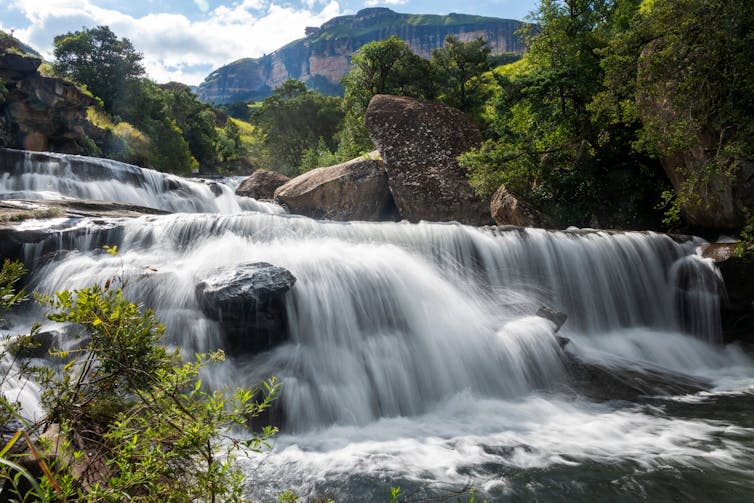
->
[0,1,539,85]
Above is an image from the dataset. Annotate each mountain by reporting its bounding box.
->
[197,7,527,104]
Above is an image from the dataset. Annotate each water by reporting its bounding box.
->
[1,151,753,502]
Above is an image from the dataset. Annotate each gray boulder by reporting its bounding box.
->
[195,263,296,353]
[274,153,396,221]
[365,94,492,226]
[236,170,290,200]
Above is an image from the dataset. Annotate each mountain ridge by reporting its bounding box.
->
[197,7,527,104]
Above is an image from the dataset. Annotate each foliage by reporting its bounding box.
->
[431,36,492,120]
[53,26,144,112]
[624,0,754,225]
[0,259,279,501]
[250,80,343,175]
[460,0,670,228]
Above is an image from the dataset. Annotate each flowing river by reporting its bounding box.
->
[2,149,753,502]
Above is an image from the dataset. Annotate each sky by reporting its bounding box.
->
[0,0,539,86]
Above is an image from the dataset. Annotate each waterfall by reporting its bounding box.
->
[2,150,752,502]
[17,211,724,430]
[0,148,282,214]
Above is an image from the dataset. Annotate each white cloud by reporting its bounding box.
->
[8,0,343,85]
[193,0,209,13]
[364,0,408,6]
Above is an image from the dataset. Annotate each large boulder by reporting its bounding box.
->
[490,184,552,227]
[195,263,296,353]
[364,94,492,226]
[274,153,396,221]
[636,42,754,230]
[236,170,290,200]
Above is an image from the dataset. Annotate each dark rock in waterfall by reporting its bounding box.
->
[274,153,397,221]
[364,94,493,226]
[195,263,296,353]
[8,330,57,359]
[700,242,754,343]
[536,305,568,332]
[491,184,553,227]
[236,170,291,200]
[564,355,708,402]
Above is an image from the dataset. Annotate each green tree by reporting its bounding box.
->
[431,35,492,118]
[53,26,144,111]
[162,83,221,170]
[461,0,668,227]
[338,36,433,158]
[250,80,343,174]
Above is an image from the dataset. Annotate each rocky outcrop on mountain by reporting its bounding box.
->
[273,153,396,221]
[365,94,492,225]
[198,8,526,104]
[236,170,291,200]
[0,34,104,154]
[195,263,296,354]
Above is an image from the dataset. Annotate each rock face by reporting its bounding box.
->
[195,263,296,353]
[490,184,552,227]
[700,243,754,343]
[0,39,103,154]
[198,8,526,104]
[236,170,290,200]
[636,42,754,230]
[274,154,396,221]
[365,94,492,225]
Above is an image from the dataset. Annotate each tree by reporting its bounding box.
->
[53,26,144,111]
[338,36,433,158]
[431,35,492,117]
[461,0,669,228]
[250,80,343,174]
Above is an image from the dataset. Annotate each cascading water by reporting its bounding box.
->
[0,148,282,214]
[2,151,754,502]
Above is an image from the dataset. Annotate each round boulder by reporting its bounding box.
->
[274,154,397,221]
[236,170,291,200]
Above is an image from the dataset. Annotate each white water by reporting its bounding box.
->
[0,148,282,214]
[2,151,754,501]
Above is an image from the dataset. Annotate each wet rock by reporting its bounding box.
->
[491,184,552,227]
[700,242,754,343]
[365,94,492,225]
[536,305,568,332]
[274,154,397,221]
[236,170,291,200]
[195,263,296,354]
[565,355,708,402]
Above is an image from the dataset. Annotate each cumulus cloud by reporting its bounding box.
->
[8,0,343,85]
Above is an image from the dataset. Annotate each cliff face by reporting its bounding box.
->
[198,8,526,104]
[0,33,104,154]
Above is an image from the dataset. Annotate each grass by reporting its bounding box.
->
[0,207,66,223]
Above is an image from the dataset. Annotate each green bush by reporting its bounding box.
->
[0,256,279,501]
